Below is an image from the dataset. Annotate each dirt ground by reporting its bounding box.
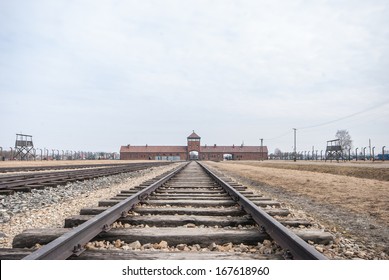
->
[206,160,389,255]
[230,160,389,181]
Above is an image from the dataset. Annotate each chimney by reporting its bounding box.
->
[127,144,130,148]
[233,144,235,148]
[214,144,216,148]
[146,144,148,147]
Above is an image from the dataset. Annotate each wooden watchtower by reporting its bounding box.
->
[325,139,343,161]
[14,134,35,160]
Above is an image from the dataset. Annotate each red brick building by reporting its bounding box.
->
[120,131,268,161]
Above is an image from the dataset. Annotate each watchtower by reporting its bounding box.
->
[187,131,200,160]
[14,134,35,160]
[325,139,343,161]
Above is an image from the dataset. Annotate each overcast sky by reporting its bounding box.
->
[1,0,388,154]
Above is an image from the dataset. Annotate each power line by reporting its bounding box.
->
[264,130,292,141]
[264,100,389,146]
[297,100,389,130]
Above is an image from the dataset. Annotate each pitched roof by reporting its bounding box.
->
[120,145,268,154]
[187,130,201,139]
[120,145,187,153]
[200,145,268,153]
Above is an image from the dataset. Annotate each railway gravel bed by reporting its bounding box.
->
[1,162,330,259]
[2,161,384,260]
[0,163,181,248]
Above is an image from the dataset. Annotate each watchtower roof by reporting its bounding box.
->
[187,130,201,139]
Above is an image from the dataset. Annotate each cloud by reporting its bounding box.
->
[0,0,388,151]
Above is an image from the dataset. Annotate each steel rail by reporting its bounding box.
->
[197,161,327,260]
[22,162,189,260]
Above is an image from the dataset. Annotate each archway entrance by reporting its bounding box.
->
[189,151,199,160]
[223,154,233,160]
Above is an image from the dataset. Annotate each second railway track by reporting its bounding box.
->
[0,161,333,260]
[0,162,171,195]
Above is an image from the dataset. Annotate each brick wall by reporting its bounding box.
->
[120,152,187,160]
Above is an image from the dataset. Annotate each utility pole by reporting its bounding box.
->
[293,128,297,162]
[260,138,264,161]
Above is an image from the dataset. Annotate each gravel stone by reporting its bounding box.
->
[185,223,196,228]
[142,243,153,250]
[128,241,141,249]
[154,240,168,249]
[208,242,217,251]
[114,239,122,248]
[176,244,187,250]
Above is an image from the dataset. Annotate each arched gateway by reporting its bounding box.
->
[187,130,201,160]
[119,131,268,161]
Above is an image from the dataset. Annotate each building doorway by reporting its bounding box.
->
[189,151,199,160]
[223,154,233,160]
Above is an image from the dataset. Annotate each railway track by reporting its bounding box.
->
[0,162,172,195]
[0,161,332,260]
[0,162,134,174]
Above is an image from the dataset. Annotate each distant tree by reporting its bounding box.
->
[335,129,353,153]
[274,148,282,159]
